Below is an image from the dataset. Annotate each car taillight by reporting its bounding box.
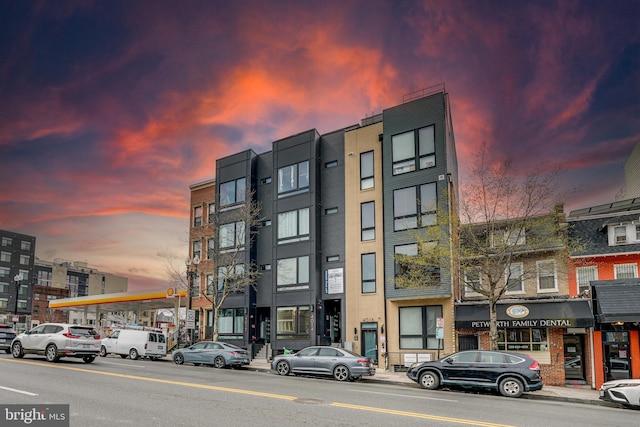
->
[528,360,540,370]
[230,351,238,355]
[94,335,101,340]
[357,359,370,366]
[63,333,80,339]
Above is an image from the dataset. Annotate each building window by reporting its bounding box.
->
[18,284,28,296]
[492,227,526,247]
[207,238,215,259]
[0,298,7,309]
[614,225,627,244]
[21,240,31,251]
[277,256,309,287]
[208,203,216,223]
[360,151,374,190]
[0,267,9,278]
[505,263,524,293]
[20,254,30,265]
[18,270,29,281]
[361,202,375,241]
[636,224,640,241]
[278,161,309,195]
[0,282,8,293]
[498,328,548,351]
[193,206,203,227]
[38,270,52,286]
[217,264,244,290]
[206,274,214,294]
[260,264,271,271]
[1,237,11,246]
[219,221,245,250]
[220,178,246,207]
[392,125,435,175]
[325,207,338,215]
[326,255,339,262]
[399,305,443,349]
[261,177,272,184]
[576,266,598,294]
[394,243,417,278]
[276,306,310,338]
[537,260,557,292]
[393,183,437,231]
[325,160,338,168]
[192,241,202,260]
[615,263,638,279]
[361,253,376,293]
[464,268,482,296]
[261,219,272,227]
[277,208,309,244]
[0,252,10,262]
[219,308,245,338]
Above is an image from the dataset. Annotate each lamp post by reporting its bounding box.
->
[13,274,23,330]
[185,255,200,344]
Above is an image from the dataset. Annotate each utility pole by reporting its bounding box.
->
[13,274,23,330]
[185,255,200,344]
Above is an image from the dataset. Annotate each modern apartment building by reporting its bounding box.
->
[188,87,460,365]
[0,230,36,329]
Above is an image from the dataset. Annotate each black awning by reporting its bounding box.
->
[456,300,594,329]
[592,282,640,323]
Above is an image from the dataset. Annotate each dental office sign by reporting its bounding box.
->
[325,268,344,294]
[470,304,574,328]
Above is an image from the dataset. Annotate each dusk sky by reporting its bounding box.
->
[1,1,639,291]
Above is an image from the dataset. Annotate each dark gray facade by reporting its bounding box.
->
[0,230,36,324]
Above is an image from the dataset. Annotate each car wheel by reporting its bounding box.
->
[11,342,24,359]
[214,356,226,369]
[174,353,184,365]
[99,346,108,357]
[83,356,95,364]
[333,365,350,382]
[275,360,290,376]
[419,371,440,390]
[499,377,524,398]
[129,348,139,360]
[45,344,59,362]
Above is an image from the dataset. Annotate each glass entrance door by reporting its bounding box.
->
[361,322,378,365]
[603,331,630,381]
[563,335,584,380]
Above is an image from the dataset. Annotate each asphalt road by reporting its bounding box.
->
[0,354,634,427]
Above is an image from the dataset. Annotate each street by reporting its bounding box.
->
[0,354,634,427]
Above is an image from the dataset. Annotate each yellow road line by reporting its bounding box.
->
[4,359,516,426]
[331,402,516,427]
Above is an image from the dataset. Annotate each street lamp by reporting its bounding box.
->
[185,255,200,344]
[13,274,23,330]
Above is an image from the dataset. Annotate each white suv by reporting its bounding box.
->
[11,323,101,363]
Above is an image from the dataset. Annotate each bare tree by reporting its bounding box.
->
[205,190,264,341]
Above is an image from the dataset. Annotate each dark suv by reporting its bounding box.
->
[0,324,17,353]
[406,350,543,398]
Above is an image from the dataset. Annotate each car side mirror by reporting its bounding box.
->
[445,358,454,364]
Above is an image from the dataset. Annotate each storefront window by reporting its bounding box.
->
[497,328,548,351]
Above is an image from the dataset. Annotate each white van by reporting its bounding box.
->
[100,329,167,360]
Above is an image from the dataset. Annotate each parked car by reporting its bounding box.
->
[599,378,640,409]
[172,341,250,368]
[0,324,17,354]
[271,346,376,382]
[11,323,101,363]
[406,350,543,398]
[100,328,166,360]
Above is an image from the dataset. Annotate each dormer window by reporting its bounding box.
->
[608,222,640,245]
[491,227,525,247]
[615,226,627,243]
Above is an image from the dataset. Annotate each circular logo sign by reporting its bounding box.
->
[506,305,529,318]
[166,288,175,297]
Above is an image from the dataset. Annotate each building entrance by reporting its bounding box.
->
[603,330,630,381]
[563,334,585,380]
[361,322,378,365]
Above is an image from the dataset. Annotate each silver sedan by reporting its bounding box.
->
[172,341,250,368]
[271,346,375,381]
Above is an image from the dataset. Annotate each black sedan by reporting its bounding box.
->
[406,350,543,398]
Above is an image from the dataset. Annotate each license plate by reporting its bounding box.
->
[159,346,164,350]
[83,344,90,348]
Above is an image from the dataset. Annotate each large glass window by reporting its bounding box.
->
[361,202,375,241]
[276,306,310,338]
[20,240,31,251]
[37,270,52,286]
[537,260,557,291]
[20,254,30,265]
[576,266,598,294]
[217,264,244,290]
[498,328,548,351]
[219,221,245,249]
[361,253,376,293]
[0,267,9,278]
[278,161,309,194]
[394,243,417,278]
[393,183,437,231]
[399,305,443,349]
[360,151,374,190]
[0,252,10,262]
[392,125,436,175]
[219,178,246,207]
[277,208,309,243]
[1,237,12,246]
[218,308,245,338]
[505,263,524,293]
[277,256,310,287]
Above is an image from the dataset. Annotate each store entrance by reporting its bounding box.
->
[603,330,630,381]
[563,335,584,380]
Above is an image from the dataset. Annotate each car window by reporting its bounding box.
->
[69,326,97,336]
[158,334,166,343]
[148,333,157,342]
[210,343,223,350]
[450,351,478,363]
[29,325,47,334]
[505,354,525,364]
[191,342,207,350]
[479,352,506,364]
[297,347,319,357]
[110,330,120,339]
[318,348,340,357]
[43,325,61,334]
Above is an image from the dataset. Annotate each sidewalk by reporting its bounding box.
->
[247,357,619,408]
